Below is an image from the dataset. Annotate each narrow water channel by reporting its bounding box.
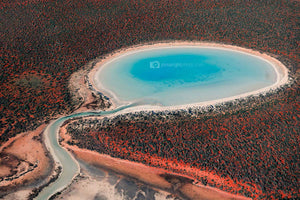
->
[35,104,133,200]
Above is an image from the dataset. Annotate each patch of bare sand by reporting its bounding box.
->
[68,67,112,113]
[1,189,32,200]
[0,166,10,177]
[0,124,53,195]
[180,183,248,200]
[68,69,98,113]
[55,175,123,200]
[54,170,174,200]
[60,126,251,200]
[60,126,171,190]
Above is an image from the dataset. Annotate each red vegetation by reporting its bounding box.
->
[66,84,300,199]
[1,0,298,198]
[1,0,298,142]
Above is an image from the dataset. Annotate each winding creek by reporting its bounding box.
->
[35,104,134,200]
[34,44,288,199]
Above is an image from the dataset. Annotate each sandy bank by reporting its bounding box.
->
[0,124,54,197]
[68,68,113,113]
[88,41,289,114]
[59,125,251,200]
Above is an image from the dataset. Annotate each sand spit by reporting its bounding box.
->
[88,41,289,113]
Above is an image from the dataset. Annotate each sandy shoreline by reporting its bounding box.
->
[88,41,289,113]
[0,41,289,199]
[0,124,55,198]
[59,125,251,200]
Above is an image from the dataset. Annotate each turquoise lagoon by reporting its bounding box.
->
[95,46,278,106]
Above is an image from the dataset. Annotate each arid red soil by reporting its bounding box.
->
[64,80,299,199]
[0,125,53,196]
[60,125,251,200]
[1,0,299,199]
[1,0,298,143]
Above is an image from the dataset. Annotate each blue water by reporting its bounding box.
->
[96,47,277,106]
[35,104,134,200]
[35,47,278,199]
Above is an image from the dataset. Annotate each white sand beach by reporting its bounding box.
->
[88,41,289,114]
